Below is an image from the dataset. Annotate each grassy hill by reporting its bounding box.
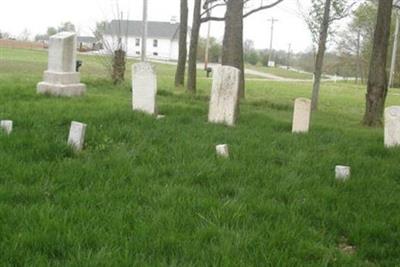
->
[1,47,400,266]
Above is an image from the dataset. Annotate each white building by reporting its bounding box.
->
[103,20,186,61]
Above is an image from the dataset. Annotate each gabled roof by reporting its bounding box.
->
[105,20,180,40]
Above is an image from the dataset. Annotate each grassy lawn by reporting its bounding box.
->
[1,47,400,266]
[246,64,314,80]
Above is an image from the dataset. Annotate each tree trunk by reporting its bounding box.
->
[175,0,188,87]
[187,0,201,94]
[356,29,361,84]
[363,0,393,126]
[221,0,245,98]
[311,0,331,111]
[112,49,126,85]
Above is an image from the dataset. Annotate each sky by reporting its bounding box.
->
[0,0,319,53]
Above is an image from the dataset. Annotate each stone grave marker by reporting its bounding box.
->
[0,120,13,135]
[68,121,87,151]
[385,106,400,148]
[37,32,86,96]
[216,144,229,158]
[292,98,311,133]
[208,65,240,126]
[335,165,351,181]
[132,62,157,115]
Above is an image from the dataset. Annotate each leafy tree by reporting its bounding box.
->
[47,27,57,36]
[58,22,76,32]
[197,37,222,63]
[245,51,259,65]
[305,0,352,111]
[244,39,259,65]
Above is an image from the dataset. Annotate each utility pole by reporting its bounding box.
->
[267,17,278,67]
[141,0,148,62]
[287,43,291,69]
[389,11,399,88]
[204,4,212,70]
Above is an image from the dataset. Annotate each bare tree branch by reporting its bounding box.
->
[243,0,285,18]
[200,0,286,23]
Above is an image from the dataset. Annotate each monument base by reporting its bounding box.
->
[37,82,86,97]
[37,70,86,97]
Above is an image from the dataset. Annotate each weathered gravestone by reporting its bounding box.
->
[292,98,311,133]
[384,106,400,148]
[37,32,86,96]
[216,144,229,158]
[132,62,157,115]
[335,165,351,181]
[208,66,240,126]
[157,115,166,120]
[0,120,13,135]
[68,121,87,151]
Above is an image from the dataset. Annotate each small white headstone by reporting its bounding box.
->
[132,62,157,115]
[157,115,165,120]
[0,120,13,135]
[216,144,229,158]
[268,61,276,68]
[68,121,87,151]
[208,65,240,126]
[335,166,351,181]
[292,98,311,133]
[385,106,400,148]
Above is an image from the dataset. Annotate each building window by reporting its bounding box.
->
[153,39,158,47]
[136,51,140,55]
[135,38,140,46]
[153,52,158,56]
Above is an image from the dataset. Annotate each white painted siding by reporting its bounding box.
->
[103,35,179,61]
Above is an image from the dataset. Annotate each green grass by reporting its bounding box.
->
[246,64,314,80]
[1,47,400,266]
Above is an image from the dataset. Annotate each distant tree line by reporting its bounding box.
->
[34,22,76,42]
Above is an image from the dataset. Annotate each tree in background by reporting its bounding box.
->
[363,0,393,126]
[196,37,222,63]
[305,0,351,111]
[197,0,285,98]
[93,21,107,40]
[93,12,130,85]
[337,2,377,84]
[47,27,57,37]
[18,29,31,41]
[58,22,76,32]
[187,0,202,94]
[175,0,189,88]
[244,39,259,65]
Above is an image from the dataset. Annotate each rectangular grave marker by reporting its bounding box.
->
[132,62,157,115]
[68,121,87,151]
[216,144,229,158]
[0,120,13,135]
[292,98,311,133]
[208,65,240,126]
[335,165,351,181]
[385,106,400,148]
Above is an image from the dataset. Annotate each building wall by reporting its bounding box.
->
[103,35,178,61]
